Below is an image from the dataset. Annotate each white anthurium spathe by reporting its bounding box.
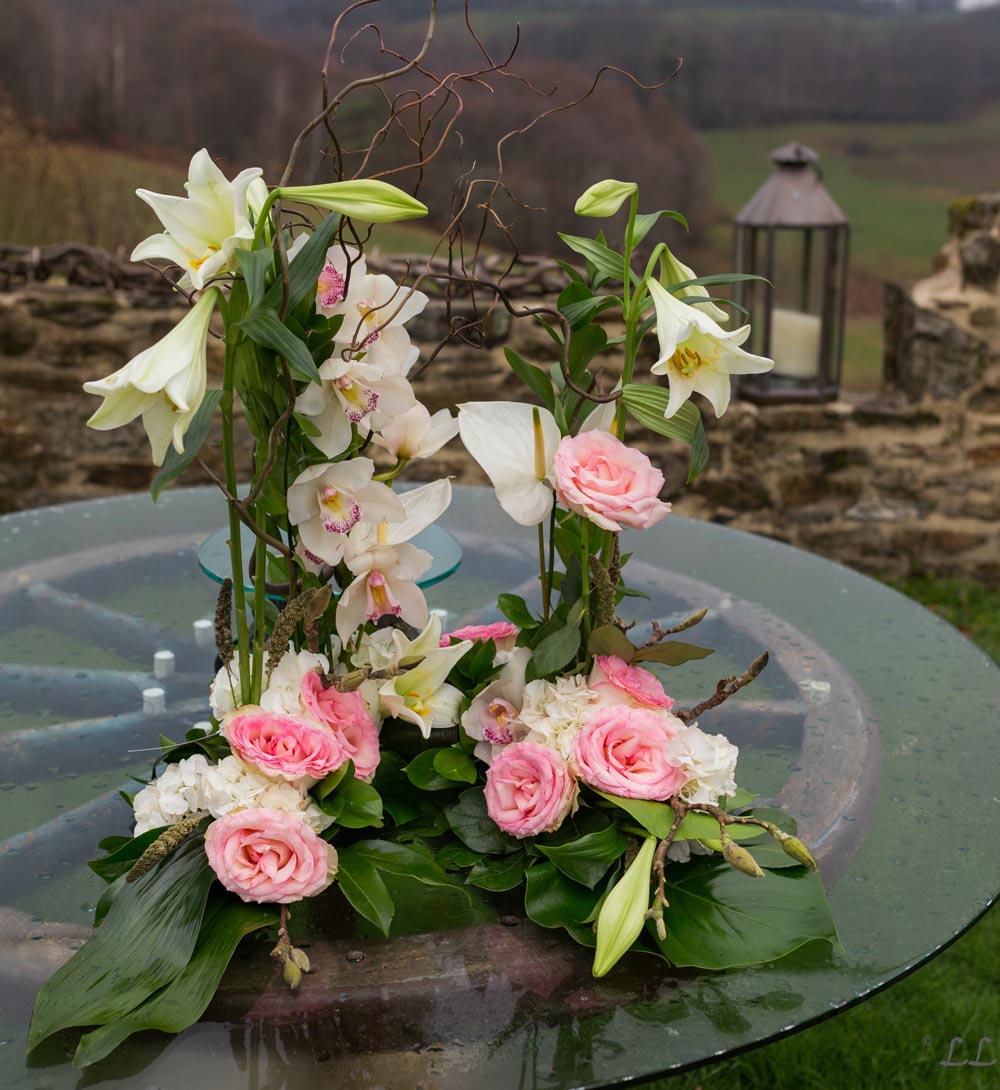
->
[287,458,405,567]
[658,247,729,325]
[648,278,774,419]
[372,403,459,461]
[131,149,267,290]
[378,635,473,739]
[315,244,367,318]
[297,356,417,458]
[335,542,432,641]
[334,273,428,371]
[458,401,562,527]
[83,286,218,466]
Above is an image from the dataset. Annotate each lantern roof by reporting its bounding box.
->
[735,142,848,228]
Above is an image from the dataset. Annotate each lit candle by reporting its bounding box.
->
[770,308,821,379]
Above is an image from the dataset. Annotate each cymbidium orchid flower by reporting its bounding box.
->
[297,356,416,458]
[334,273,428,372]
[315,244,367,318]
[131,149,267,290]
[461,646,531,764]
[287,459,404,567]
[648,278,773,419]
[83,287,218,465]
[458,400,615,527]
[372,403,459,462]
[378,635,473,739]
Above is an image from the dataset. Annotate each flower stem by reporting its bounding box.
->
[537,520,549,622]
[580,518,591,646]
[250,501,268,703]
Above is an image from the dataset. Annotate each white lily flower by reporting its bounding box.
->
[458,401,562,527]
[648,278,773,419]
[131,149,267,290]
[373,403,459,461]
[297,356,416,458]
[335,273,428,371]
[379,635,473,739]
[336,542,432,640]
[287,458,405,567]
[658,248,729,325]
[316,244,367,318]
[83,287,218,465]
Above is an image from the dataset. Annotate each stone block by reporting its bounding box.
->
[0,302,37,355]
[959,231,1000,291]
[890,526,988,556]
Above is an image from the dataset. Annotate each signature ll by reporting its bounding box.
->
[939,1036,996,1067]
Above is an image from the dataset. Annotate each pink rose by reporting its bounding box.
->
[224,706,346,785]
[205,808,338,904]
[589,655,675,711]
[300,672,380,780]
[441,621,519,652]
[571,706,687,800]
[484,741,578,838]
[551,431,672,532]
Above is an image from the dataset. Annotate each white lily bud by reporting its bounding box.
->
[574,179,637,218]
[276,180,428,222]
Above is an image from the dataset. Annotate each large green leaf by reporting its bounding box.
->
[260,212,342,313]
[466,852,529,892]
[73,896,275,1068]
[588,624,637,662]
[150,390,224,502]
[336,853,394,935]
[524,861,602,928]
[88,826,168,883]
[504,348,556,410]
[404,747,455,791]
[317,775,383,829]
[497,593,537,629]
[29,836,215,1051]
[632,640,715,666]
[444,788,521,855]
[653,858,838,969]
[532,623,582,677]
[433,747,479,784]
[237,308,321,385]
[558,233,626,283]
[342,839,464,894]
[537,823,627,889]
[620,385,710,481]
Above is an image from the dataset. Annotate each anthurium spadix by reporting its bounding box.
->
[83,287,219,466]
[275,179,428,223]
[131,149,267,290]
[647,278,773,419]
[574,178,638,219]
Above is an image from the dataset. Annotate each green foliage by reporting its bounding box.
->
[445,788,521,855]
[620,384,710,481]
[237,308,321,385]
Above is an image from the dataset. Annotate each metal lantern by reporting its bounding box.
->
[733,142,850,403]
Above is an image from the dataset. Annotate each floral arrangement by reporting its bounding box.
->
[28,22,837,1071]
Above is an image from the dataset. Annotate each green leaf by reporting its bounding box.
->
[497,593,537,629]
[150,389,223,502]
[593,835,656,977]
[445,788,521,855]
[88,826,168,883]
[560,294,619,328]
[532,624,582,676]
[29,836,214,1051]
[73,896,275,1068]
[567,323,608,382]
[260,211,341,313]
[404,748,455,791]
[632,640,715,666]
[537,824,627,889]
[673,811,771,843]
[667,272,768,292]
[336,856,394,936]
[235,246,274,311]
[237,308,321,385]
[653,858,838,969]
[620,385,710,481]
[433,747,479,785]
[524,861,602,928]
[318,775,383,829]
[467,852,529,892]
[504,348,555,410]
[632,209,688,247]
[558,233,626,283]
[588,624,636,662]
[437,842,484,869]
[313,760,353,803]
[342,839,464,893]
[594,791,677,838]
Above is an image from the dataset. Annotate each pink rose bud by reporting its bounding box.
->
[223,706,347,786]
[205,808,338,904]
[571,706,687,800]
[485,741,578,838]
[300,672,380,780]
[551,431,672,532]
[589,654,675,711]
[441,621,519,652]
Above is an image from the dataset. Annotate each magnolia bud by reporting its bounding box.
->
[283,958,303,989]
[291,947,311,973]
[574,179,638,218]
[779,835,818,872]
[722,836,764,878]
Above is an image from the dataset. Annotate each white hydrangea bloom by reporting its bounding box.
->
[208,645,334,721]
[132,753,332,836]
[666,725,739,806]
[521,674,601,760]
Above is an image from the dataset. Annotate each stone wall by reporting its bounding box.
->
[2,239,999,586]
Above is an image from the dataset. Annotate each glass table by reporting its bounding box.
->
[0,485,997,1090]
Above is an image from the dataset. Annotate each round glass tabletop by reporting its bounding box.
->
[0,485,997,1090]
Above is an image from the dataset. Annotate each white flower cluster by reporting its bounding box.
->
[210,645,330,721]
[520,675,602,759]
[132,753,332,837]
[670,725,739,806]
